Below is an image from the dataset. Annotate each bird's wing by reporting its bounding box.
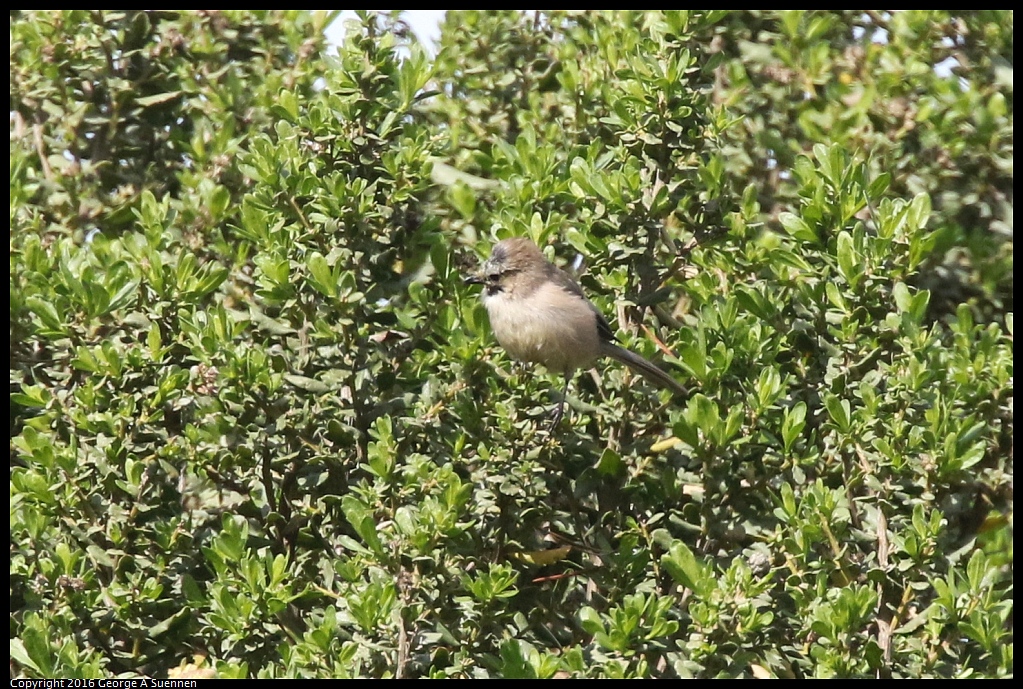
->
[549,267,617,344]
[593,309,616,343]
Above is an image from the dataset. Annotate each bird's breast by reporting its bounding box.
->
[482,285,602,375]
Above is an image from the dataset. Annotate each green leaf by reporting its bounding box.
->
[661,540,712,597]
[825,281,849,314]
[341,495,384,556]
[430,160,499,191]
[867,172,891,198]
[578,607,605,636]
[87,545,116,568]
[782,403,807,453]
[835,231,859,288]
[12,384,51,409]
[208,185,231,219]
[284,374,332,393]
[9,638,42,675]
[779,212,818,243]
[136,90,183,107]
[595,448,624,477]
[147,322,163,359]
[824,395,851,433]
[307,252,338,298]
[905,192,932,231]
[149,607,192,638]
[26,295,65,333]
[447,182,477,218]
[106,278,140,314]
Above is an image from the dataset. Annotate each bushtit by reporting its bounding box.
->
[465,237,686,425]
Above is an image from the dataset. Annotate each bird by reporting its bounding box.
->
[464,237,686,425]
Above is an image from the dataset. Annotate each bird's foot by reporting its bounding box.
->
[548,398,566,429]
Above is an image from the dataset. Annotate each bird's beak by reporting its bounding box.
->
[464,272,484,285]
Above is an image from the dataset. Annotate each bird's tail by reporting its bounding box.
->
[602,343,688,396]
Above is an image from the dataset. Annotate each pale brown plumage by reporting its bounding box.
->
[465,237,686,425]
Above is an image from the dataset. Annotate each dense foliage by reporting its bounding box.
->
[10,10,1012,679]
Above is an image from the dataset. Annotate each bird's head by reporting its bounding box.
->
[464,237,547,296]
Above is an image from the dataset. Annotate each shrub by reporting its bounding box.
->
[11,10,1012,679]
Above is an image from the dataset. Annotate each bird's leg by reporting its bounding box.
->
[550,372,573,428]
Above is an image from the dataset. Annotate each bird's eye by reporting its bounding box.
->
[487,272,501,283]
